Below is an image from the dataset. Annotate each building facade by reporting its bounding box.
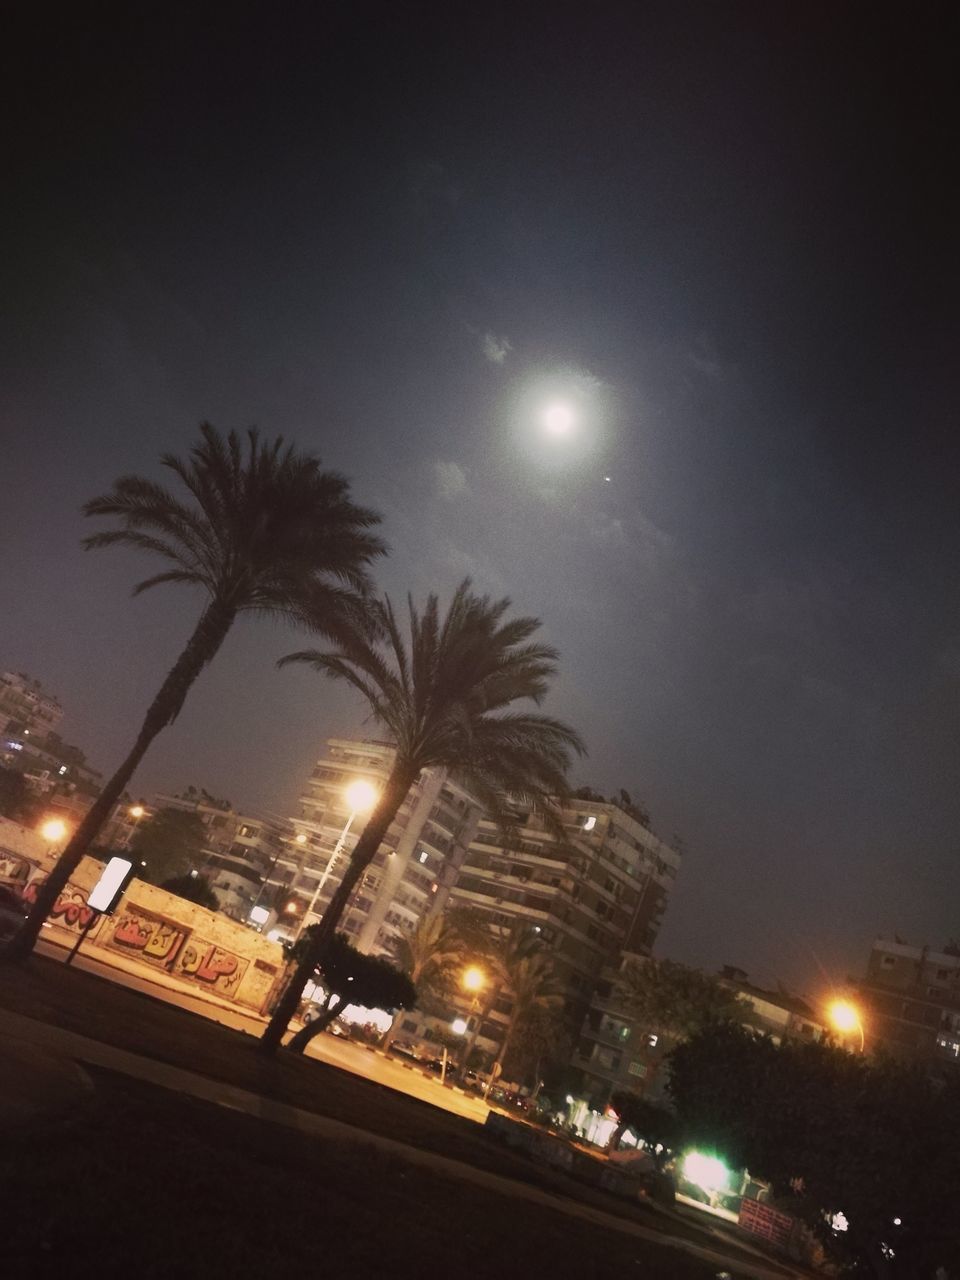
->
[263,738,481,954]
[0,671,63,740]
[446,796,681,1070]
[571,961,826,1108]
[856,937,960,1069]
[1,670,103,824]
[156,792,288,923]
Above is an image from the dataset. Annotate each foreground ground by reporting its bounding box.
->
[0,956,805,1278]
[2,1065,729,1279]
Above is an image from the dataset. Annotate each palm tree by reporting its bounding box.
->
[3,424,384,959]
[259,578,584,1053]
[614,957,746,1046]
[381,906,486,1050]
[485,940,563,1091]
[456,929,563,1085]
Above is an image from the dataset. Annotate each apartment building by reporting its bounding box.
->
[263,738,481,953]
[445,796,681,1067]
[157,791,287,923]
[572,960,826,1108]
[856,937,960,1069]
[1,671,103,822]
[0,671,63,739]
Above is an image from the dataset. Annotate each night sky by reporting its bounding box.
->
[2,4,957,995]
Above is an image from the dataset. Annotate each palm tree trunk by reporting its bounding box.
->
[483,1011,517,1098]
[1,598,236,960]
[287,994,345,1053]
[258,761,418,1055]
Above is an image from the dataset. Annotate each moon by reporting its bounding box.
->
[543,402,575,436]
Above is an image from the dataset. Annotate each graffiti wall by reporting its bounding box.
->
[21,877,106,939]
[25,855,284,1013]
[104,904,249,999]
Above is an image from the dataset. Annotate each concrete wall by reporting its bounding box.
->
[19,848,286,1014]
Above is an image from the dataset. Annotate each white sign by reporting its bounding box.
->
[87,857,132,913]
[249,905,270,925]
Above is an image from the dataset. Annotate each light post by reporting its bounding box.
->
[123,803,146,851]
[827,998,865,1053]
[249,830,304,926]
[455,965,491,1082]
[40,818,68,849]
[294,778,378,941]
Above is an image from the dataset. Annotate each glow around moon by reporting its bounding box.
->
[542,402,575,436]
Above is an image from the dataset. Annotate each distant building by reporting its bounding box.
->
[571,961,826,1108]
[1,670,102,822]
[0,671,63,739]
[447,796,681,1070]
[856,937,960,1069]
[156,791,288,923]
[264,738,480,952]
[718,966,827,1045]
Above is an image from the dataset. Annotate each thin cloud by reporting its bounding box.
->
[433,459,469,500]
[480,331,511,364]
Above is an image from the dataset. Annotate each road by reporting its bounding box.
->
[34,934,490,1125]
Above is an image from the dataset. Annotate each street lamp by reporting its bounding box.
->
[123,802,146,850]
[828,998,865,1052]
[463,966,485,994]
[40,818,68,846]
[456,965,490,1083]
[295,778,379,939]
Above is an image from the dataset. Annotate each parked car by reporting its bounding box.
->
[0,884,27,939]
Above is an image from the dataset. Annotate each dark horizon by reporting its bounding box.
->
[2,2,957,997]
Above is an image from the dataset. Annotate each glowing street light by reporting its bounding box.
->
[451,1017,469,1036]
[343,778,379,815]
[462,966,485,993]
[129,804,145,820]
[296,778,380,939]
[828,998,865,1052]
[40,818,68,845]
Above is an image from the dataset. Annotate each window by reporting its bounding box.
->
[628,1061,647,1078]
[593,1046,621,1071]
[880,955,896,968]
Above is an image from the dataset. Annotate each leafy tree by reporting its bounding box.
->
[616,957,746,1046]
[0,767,40,825]
[466,930,563,1087]
[3,425,383,960]
[160,873,219,911]
[286,931,416,1054]
[502,1001,572,1092]
[133,807,207,885]
[381,906,487,1048]
[488,936,563,1085]
[607,1091,678,1163]
[260,579,584,1053]
[667,1023,960,1276]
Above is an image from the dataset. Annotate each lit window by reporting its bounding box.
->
[582,816,596,832]
[418,850,429,864]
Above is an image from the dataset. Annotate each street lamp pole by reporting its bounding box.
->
[293,777,379,942]
[296,810,357,940]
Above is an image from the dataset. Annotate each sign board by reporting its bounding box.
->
[88,857,133,913]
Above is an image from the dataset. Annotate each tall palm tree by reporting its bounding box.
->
[259,578,584,1053]
[483,937,563,1092]
[3,424,384,959]
[454,927,561,1081]
[381,906,486,1050]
